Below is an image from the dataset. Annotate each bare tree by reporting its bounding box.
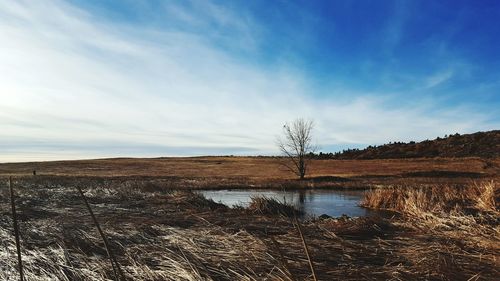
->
[277,118,317,179]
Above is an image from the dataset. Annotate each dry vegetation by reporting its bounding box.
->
[0,156,498,189]
[0,176,498,280]
[0,157,499,280]
[248,196,303,217]
[361,181,498,215]
[361,182,499,280]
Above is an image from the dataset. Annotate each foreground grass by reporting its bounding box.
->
[362,182,499,280]
[0,177,498,280]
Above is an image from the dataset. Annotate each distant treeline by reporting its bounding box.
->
[310,130,500,159]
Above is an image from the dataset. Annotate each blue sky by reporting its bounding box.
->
[0,0,499,162]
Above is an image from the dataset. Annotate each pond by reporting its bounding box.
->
[197,189,377,218]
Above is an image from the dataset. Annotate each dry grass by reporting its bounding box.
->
[247,196,303,217]
[1,177,499,280]
[0,157,498,189]
[361,181,500,280]
[361,181,499,216]
[0,180,292,280]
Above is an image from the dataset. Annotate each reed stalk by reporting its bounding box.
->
[9,176,24,281]
[76,185,125,281]
[294,216,317,281]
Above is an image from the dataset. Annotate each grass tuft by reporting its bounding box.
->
[247,196,303,217]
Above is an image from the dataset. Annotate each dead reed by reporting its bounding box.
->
[9,176,24,281]
[247,196,303,217]
[361,181,500,280]
[76,185,124,280]
[361,181,498,216]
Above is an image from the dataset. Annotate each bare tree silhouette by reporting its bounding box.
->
[277,118,317,179]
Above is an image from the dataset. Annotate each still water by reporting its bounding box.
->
[198,189,375,218]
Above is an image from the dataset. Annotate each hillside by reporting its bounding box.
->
[319,130,500,159]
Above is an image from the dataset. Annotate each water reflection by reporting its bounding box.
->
[197,189,375,218]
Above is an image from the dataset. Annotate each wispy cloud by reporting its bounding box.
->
[0,0,498,162]
[424,70,454,89]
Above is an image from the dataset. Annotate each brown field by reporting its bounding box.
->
[0,157,498,280]
[1,156,498,188]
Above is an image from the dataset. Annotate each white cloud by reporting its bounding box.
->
[0,1,497,162]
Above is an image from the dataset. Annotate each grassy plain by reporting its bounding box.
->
[0,156,498,188]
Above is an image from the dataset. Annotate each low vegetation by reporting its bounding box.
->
[1,156,497,189]
[361,181,498,215]
[247,196,303,217]
[361,181,499,280]
[0,152,498,280]
[1,177,498,280]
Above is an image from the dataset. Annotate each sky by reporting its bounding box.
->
[1,0,499,162]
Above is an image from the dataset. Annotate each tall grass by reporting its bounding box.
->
[361,181,498,216]
[247,196,303,217]
[361,182,499,280]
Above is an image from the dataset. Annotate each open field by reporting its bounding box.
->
[1,156,499,189]
[0,157,498,280]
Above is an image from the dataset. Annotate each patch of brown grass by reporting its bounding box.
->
[361,181,500,280]
[361,181,499,216]
[1,157,497,187]
[247,196,303,217]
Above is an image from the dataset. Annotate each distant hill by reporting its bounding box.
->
[316,130,500,159]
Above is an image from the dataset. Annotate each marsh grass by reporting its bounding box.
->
[247,196,303,217]
[361,181,498,216]
[361,181,500,280]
